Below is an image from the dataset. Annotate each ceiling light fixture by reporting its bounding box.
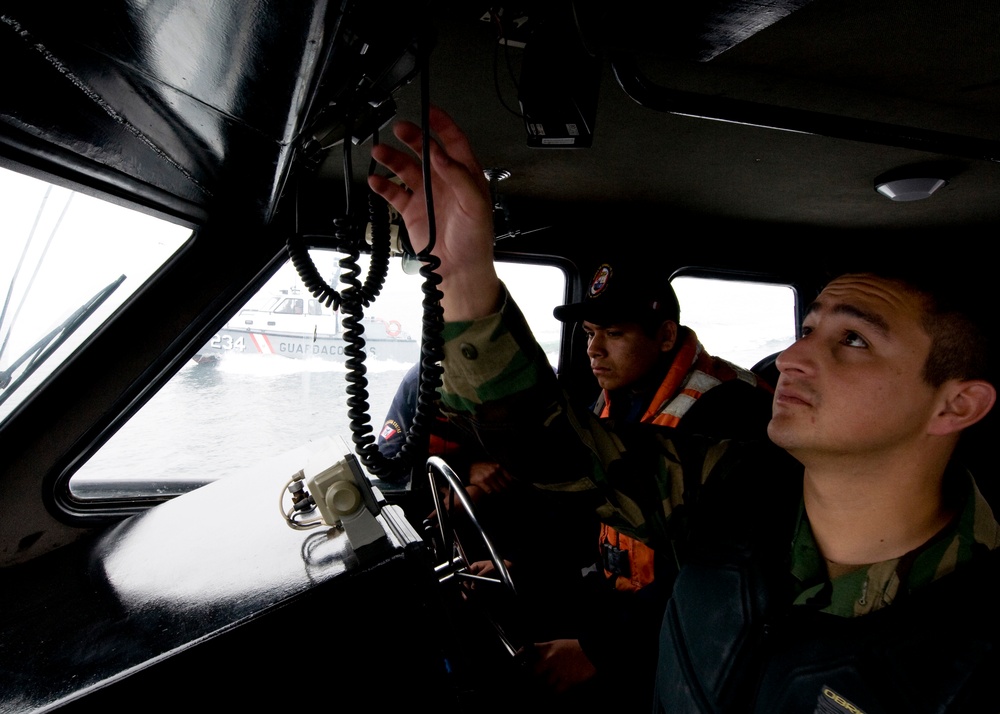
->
[874,176,947,202]
[484,168,511,209]
[483,168,511,182]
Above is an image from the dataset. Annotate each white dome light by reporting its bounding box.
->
[875,177,947,201]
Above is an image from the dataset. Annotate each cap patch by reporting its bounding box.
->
[588,264,613,299]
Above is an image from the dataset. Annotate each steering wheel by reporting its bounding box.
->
[425,455,520,656]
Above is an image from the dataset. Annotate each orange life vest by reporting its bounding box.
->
[597,330,771,592]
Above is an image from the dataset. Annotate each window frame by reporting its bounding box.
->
[53,251,570,520]
[667,267,802,373]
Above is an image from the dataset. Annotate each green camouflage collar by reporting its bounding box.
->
[790,469,999,617]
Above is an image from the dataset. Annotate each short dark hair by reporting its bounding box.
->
[908,281,991,387]
[829,265,994,387]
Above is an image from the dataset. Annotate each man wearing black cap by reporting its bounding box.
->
[526,260,774,707]
[555,261,773,438]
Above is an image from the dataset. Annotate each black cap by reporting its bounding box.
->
[553,262,680,325]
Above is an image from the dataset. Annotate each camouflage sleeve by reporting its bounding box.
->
[438,286,732,548]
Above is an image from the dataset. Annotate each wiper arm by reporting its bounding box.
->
[0,275,126,401]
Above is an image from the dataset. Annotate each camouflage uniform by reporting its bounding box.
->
[789,470,1000,618]
[439,288,1000,712]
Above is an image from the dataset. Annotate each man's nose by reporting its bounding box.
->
[774,334,813,375]
[587,334,606,357]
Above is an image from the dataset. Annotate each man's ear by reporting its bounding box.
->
[928,379,997,436]
[658,320,679,352]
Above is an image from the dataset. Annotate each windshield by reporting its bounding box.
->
[0,166,192,425]
[70,252,566,499]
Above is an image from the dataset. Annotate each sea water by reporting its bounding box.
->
[73,341,564,494]
[75,353,416,488]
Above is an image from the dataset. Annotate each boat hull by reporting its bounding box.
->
[196,328,419,364]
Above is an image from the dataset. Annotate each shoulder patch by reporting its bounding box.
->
[379,419,402,442]
[814,686,867,714]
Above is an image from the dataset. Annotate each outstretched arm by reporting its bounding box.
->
[368,106,501,321]
[369,108,720,555]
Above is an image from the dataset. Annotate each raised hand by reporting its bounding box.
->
[369,106,501,320]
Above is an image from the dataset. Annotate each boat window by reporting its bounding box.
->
[69,252,565,500]
[0,166,192,427]
[669,275,797,371]
[275,298,304,315]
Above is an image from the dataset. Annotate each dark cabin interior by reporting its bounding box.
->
[1,1,999,711]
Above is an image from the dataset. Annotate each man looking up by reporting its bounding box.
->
[368,107,999,712]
